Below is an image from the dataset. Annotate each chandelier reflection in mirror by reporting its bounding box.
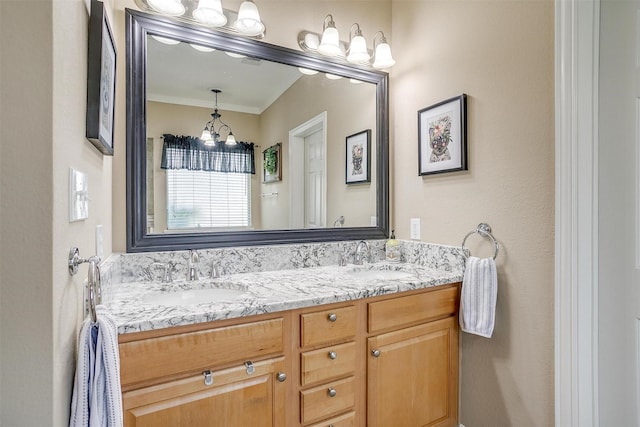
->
[200,89,237,146]
[134,0,265,37]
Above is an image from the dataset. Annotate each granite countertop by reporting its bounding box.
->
[104,261,464,335]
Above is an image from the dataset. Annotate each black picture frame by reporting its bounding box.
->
[263,143,282,183]
[86,0,116,155]
[345,129,371,184]
[418,94,467,175]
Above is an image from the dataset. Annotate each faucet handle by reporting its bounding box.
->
[210,262,222,279]
[152,262,173,283]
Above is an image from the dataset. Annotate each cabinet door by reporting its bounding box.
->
[123,358,286,427]
[367,317,458,427]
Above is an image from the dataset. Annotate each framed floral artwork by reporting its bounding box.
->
[263,143,282,183]
[86,0,116,155]
[418,94,467,175]
[346,129,371,184]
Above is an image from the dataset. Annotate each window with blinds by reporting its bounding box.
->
[166,169,251,229]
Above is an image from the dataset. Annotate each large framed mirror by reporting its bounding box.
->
[126,9,389,252]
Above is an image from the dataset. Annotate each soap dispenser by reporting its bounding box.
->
[385,229,400,262]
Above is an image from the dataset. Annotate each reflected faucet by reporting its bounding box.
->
[187,250,199,281]
[354,240,370,265]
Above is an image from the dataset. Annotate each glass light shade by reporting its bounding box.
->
[201,128,215,145]
[193,0,227,27]
[225,132,237,145]
[318,26,341,57]
[298,67,319,75]
[233,1,265,36]
[147,0,185,16]
[225,51,247,58]
[190,43,216,52]
[372,42,396,69]
[151,35,181,45]
[349,78,364,84]
[325,73,342,80]
[347,35,370,64]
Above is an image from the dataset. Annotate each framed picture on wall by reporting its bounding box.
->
[346,129,371,184]
[86,0,116,155]
[418,94,467,175]
[263,143,282,183]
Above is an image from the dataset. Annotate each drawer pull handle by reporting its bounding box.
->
[203,370,213,386]
[328,350,337,360]
[371,349,381,358]
[327,313,337,322]
[277,372,287,382]
[327,387,337,398]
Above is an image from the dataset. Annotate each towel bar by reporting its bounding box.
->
[461,223,499,260]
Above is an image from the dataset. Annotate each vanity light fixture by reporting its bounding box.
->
[317,14,342,57]
[297,16,394,70]
[200,89,237,146]
[372,31,396,69]
[135,0,265,37]
[346,23,370,64]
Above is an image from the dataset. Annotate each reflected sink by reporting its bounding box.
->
[345,267,416,280]
[142,286,248,306]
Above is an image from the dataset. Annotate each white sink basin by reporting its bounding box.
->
[143,287,248,306]
[345,268,415,280]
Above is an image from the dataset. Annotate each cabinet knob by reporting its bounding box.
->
[203,370,213,386]
[371,349,381,358]
[327,313,337,322]
[328,351,337,360]
[327,387,337,398]
[276,372,287,382]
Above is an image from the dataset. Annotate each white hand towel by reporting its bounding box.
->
[459,256,498,338]
[70,306,123,427]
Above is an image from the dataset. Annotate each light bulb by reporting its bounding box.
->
[147,0,185,16]
[318,21,341,57]
[193,0,227,27]
[372,42,396,69]
[347,34,370,64]
[234,1,265,36]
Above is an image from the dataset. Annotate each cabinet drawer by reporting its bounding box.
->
[307,411,355,427]
[301,341,356,386]
[300,377,355,424]
[120,318,284,387]
[301,306,356,348]
[368,285,459,333]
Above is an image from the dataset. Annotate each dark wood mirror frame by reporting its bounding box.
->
[126,9,389,252]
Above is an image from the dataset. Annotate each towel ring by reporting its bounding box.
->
[87,256,101,323]
[461,223,499,260]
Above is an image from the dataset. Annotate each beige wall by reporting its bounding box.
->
[1,0,116,425]
[260,74,377,229]
[391,1,555,425]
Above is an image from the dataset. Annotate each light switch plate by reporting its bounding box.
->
[69,168,88,222]
[410,218,421,240]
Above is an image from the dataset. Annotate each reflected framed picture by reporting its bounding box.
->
[418,94,467,175]
[346,129,371,184]
[263,143,282,183]
[86,0,116,155]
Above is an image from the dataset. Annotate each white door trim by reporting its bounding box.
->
[555,0,600,426]
[288,112,327,229]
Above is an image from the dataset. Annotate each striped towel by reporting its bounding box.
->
[69,306,123,427]
[459,256,498,338]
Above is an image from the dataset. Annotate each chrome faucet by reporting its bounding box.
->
[354,240,370,265]
[187,250,199,281]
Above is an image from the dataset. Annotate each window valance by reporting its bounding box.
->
[160,134,256,175]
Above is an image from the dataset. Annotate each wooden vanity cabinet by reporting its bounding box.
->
[118,283,460,427]
[367,285,460,427]
[119,315,290,427]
